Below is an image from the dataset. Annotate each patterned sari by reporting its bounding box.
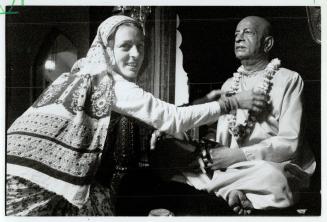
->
[6,15,141,215]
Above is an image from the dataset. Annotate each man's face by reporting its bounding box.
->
[234,18,265,60]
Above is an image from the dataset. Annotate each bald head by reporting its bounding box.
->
[240,16,272,37]
[234,16,274,62]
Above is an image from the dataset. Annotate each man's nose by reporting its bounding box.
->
[235,32,244,42]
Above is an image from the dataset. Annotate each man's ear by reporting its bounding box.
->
[264,36,274,53]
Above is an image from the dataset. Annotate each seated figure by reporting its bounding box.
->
[152,16,316,215]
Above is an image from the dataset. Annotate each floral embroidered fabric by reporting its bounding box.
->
[6,15,141,209]
[6,175,114,216]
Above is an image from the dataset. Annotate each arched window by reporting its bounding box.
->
[33,29,77,99]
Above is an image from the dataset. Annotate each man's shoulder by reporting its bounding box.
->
[275,67,303,83]
[223,77,234,84]
[221,77,234,91]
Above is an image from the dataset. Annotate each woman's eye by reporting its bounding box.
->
[137,43,144,50]
[120,43,131,50]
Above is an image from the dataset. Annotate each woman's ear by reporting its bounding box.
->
[264,36,274,53]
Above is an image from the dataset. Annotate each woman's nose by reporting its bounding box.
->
[129,45,140,57]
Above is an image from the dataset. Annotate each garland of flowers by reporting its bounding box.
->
[227,58,281,144]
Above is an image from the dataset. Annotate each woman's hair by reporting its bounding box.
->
[107,21,144,49]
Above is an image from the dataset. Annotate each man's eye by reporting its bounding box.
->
[244,30,254,35]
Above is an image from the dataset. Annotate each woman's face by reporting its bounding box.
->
[112,24,144,81]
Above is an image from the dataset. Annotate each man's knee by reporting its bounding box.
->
[246,161,294,208]
[254,161,288,187]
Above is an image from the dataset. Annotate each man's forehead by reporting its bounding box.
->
[236,16,269,34]
[236,18,259,31]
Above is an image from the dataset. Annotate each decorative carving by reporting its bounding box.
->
[306,6,321,44]
[175,14,190,106]
[112,6,152,32]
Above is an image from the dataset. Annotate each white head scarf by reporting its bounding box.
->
[71,15,143,76]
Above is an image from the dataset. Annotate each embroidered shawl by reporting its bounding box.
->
[7,15,141,208]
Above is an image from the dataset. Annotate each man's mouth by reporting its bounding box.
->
[235,45,246,50]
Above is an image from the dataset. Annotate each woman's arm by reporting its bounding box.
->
[112,75,222,135]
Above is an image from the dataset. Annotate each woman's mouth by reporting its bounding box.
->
[126,62,139,71]
[127,62,137,67]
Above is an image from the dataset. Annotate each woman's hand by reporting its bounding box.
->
[208,147,247,170]
[234,89,268,113]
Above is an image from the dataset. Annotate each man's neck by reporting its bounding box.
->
[240,58,269,72]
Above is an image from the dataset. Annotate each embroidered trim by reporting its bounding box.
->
[7,113,102,179]
[90,74,114,118]
[35,74,70,107]
[7,155,94,185]
[71,79,87,113]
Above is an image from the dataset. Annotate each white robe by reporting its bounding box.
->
[184,67,316,209]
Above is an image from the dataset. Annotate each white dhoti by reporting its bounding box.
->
[183,160,312,209]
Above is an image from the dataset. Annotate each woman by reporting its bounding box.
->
[6,15,267,216]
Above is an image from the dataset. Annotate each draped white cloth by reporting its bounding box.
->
[184,67,316,209]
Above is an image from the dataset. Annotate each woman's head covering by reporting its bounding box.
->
[7,15,143,208]
[71,15,143,76]
[97,15,142,47]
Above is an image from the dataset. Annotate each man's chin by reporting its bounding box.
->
[235,54,249,60]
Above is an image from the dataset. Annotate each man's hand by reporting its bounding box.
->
[150,130,190,150]
[206,89,223,101]
[150,130,163,150]
[234,89,268,114]
[192,89,223,105]
[208,148,247,170]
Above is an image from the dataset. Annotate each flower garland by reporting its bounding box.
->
[227,58,281,144]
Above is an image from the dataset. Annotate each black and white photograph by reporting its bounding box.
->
[1,0,324,220]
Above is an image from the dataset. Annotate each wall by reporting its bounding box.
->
[6,6,92,127]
